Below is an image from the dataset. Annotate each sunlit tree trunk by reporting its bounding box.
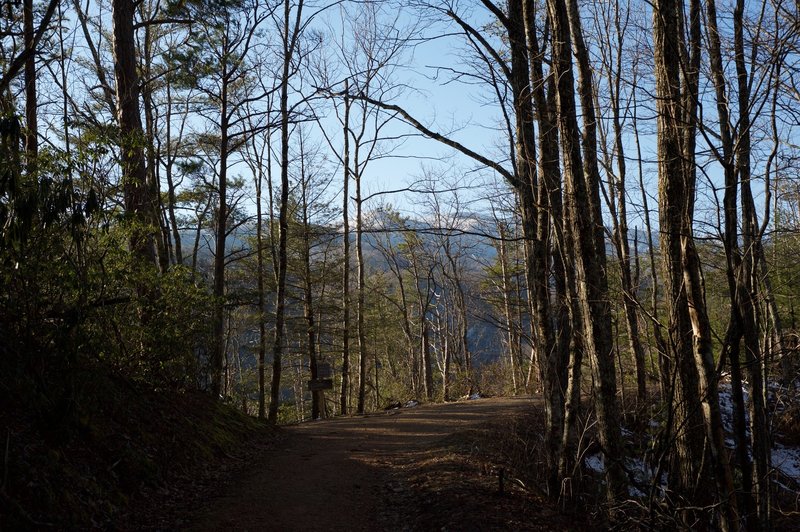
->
[340,81,352,415]
[355,146,368,414]
[548,0,626,499]
[653,0,738,526]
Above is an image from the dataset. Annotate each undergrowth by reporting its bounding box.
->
[0,368,273,528]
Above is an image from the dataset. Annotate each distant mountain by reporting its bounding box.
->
[177,216,657,370]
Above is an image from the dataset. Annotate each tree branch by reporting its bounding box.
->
[0,0,60,95]
[321,89,517,187]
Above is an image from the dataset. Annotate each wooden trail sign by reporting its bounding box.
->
[308,378,333,391]
[317,363,332,379]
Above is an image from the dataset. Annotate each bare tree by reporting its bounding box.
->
[175,0,270,398]
[652,0,738,526]
[369,206,423,396]
[546,0,627,499]
[313,2,412,413]
[268,0,306,422]
[590,0,648,403]
[23,0,37,158]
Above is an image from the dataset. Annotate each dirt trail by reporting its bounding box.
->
[187,397,540,531]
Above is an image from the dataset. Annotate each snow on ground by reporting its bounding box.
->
[583,452,665,497]
[773,444,800,481]
[583,379,800,497]
[716,379,800,486]
[585,453,604,474]
[717,382,750,435]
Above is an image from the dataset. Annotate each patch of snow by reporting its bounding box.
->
[627,457,668,497]
[404,400,419,408]
[768,381,783,393]
[629,485,646,497]
[585,378,800,498]
[772,444,800,482]
[584,453,604,473]
[468,392,481,400]
[717,383,750,436]
[585,452,669,498]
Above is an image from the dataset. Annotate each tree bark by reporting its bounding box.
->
[23,0,37,159]
[733,0,770,522]
[211,64,229,399]
[548,0,627,500]
[653,0,738,526]
[355,148,367,414]
[340,81,352,415]
[705,0,762,525]
[112,0,159,268]
[507,0,563,494]
[269,0,303,422]
[256,132,268,419]
[299,137,321,420]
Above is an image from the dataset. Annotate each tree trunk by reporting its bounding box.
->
[653,0,738,526]
[732,0,770,523]
[256,133,268,419]
[269,0,302,422]
[706,0,764,525]
[300,140,321,420]
[508,0,562,494]
[422,315,434,400]
[549,0,627,500]
[631,86,670,396]
[164,82,183,265]
[211,72,229,399]
[340,82,351,415]
[408,247,434,401]
[653,0,707,503]
[23,0,37,159]
[356,159,367,414]
[601,0,647,403]
[497,222,520,394]
[140,21,169,273]
[111,0,158,268]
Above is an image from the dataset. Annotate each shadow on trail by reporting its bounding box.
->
[188,397,540,531]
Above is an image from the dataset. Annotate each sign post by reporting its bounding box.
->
[308,362,334,419]
[307,378,334,391]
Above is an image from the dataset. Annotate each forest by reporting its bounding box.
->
[2,0,800,528]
